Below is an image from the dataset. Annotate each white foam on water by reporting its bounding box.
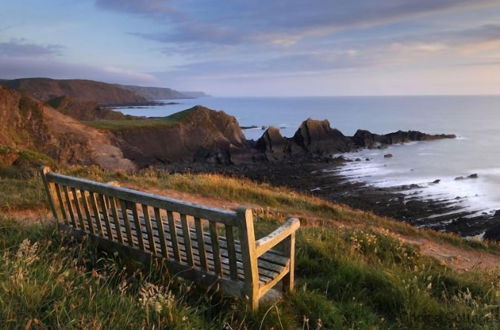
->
[336,159,500,216]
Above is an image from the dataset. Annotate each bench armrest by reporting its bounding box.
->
[255,218,300,257]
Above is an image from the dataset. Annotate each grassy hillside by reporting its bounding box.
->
[0,165,499,329]
[84,108,195,130]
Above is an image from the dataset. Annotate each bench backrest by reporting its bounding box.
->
[40,167,258,286]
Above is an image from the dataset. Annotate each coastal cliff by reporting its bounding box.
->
[111,106,248,166]
[0,86,135,170]
[0,78,147,105]
[0,78,207,105]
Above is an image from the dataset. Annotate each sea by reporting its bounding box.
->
[116,95,500,221]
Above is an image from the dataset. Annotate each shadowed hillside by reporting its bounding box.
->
[0,86,135,171]
[0,78,147,105]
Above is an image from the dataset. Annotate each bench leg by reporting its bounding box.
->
[282,233,295,292]
[250,292,259,311]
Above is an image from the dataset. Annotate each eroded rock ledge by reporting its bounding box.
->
[254,118,455,162]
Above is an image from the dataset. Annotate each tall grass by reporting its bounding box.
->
[0,215,498,329]
[0,165,499,328]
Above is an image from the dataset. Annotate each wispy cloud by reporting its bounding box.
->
[0,39,63,58]
[97,0,496,47]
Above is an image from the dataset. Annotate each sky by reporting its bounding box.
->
[1,0,500,96]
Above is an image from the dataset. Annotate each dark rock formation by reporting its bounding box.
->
[352,129,455,149]
[0,86,135,171]
[293,119,354,155]
[251,118,455,163]
[256,127,290,161]
[484,223,500,241]
[455,174,479,181]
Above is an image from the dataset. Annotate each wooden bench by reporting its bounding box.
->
[40,167,299,309]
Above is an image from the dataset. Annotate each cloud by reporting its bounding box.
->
[96,0,495,46]
[0,39,63,58]
[0,57,160,85]
[153,21,500,84]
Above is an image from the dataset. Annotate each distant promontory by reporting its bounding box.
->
[0,77,207,106]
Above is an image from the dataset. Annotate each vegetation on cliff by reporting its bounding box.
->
[46,96,136,121]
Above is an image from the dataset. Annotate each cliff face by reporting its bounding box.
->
[0,86,135,171]
[112,106,248,166]
[0,78,147,105]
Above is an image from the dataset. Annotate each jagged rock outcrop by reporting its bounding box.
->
[353,129,456,148]
[256,127,290,161]
[112,106,249,166]
[255,119,456,162]
[46,95,135,121]
[0,86,135,171]
[293,119,354,155]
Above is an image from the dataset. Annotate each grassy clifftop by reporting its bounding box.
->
[0,165,499,329]
[83,106,224,131]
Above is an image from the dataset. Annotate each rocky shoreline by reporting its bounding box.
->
[161,159,500,240]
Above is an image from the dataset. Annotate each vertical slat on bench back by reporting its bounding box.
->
[209,221,223,276]
[180,214,194,266]
[154,208,169,259]
[62,186,77,228]
[194,217,208,272]
[120,200,134,247]
[109,197,124,244]
[225,224,238,280]
[54,183,68,225]
[131,203,145,251]
[80,190,95,234]
[167,211,181,262]
[70,187,86,231]
[98,194,114,241]
[142,204,157,256]
[89,192,104,237]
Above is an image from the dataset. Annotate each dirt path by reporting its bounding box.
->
[8,182,499,273]
[121,183,500,272]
